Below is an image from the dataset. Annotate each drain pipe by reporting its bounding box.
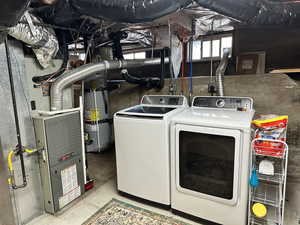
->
[51,58,166,111]
[215,49,230,97]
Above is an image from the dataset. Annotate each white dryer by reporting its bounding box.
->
[170,96,255,225]
[114,95,188,206]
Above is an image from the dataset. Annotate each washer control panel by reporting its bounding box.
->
[192,96,253,111]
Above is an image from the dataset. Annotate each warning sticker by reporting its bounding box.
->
[85,109,101,121]
[61,164,78,195]
[59,164,81,209]
[59,186,81,209]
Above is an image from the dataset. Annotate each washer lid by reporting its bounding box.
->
[124,105,177,115]
[115,95,188,118]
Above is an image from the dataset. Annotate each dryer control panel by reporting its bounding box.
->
[192,96,253,111]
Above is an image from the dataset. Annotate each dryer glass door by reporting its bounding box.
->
[175,125,241,205]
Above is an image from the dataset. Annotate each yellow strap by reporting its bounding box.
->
[7,148,33,171]
[7,150,15,172]
[25,149,34,153]
[7,148,33,185]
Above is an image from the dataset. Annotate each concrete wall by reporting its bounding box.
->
[235,27,300,71]
[0,40,43,224]
[0,40,76,225]
[110,73,300,210]
[126,27,300,78]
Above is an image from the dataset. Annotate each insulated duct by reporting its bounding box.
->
[216,49,230,97]
[0,0,30,28]
[8,12,59,69]
[70,0,193,23]
[195,0,300,25]
[51,58,166,111]
[33,0,193,27]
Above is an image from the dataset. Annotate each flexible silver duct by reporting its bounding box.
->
[215,49,230,96]
[8,12,59,69]
[51,58,167,111]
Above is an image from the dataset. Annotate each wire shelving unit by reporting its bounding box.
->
[248,138,288,225]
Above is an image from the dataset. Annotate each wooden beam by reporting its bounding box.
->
[270,68,300,74]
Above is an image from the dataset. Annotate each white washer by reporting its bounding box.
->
[170,96,255,225]
[114,95,188,206]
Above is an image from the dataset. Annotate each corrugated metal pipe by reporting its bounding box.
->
[51,58,167,111]
[195,0,300,25]
[215,49,230,97]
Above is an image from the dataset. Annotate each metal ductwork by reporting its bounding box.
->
[51,58,165,111]
[216,49,230,97]
[195,0,300,25]
[70,0,193,23]
[0,0,30,28]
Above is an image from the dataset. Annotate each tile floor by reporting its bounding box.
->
[26,150,299,225]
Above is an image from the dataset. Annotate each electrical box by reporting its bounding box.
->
[33,111,84,214]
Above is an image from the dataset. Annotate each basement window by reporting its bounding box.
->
[124,52,146,60]
[188,34,233,61]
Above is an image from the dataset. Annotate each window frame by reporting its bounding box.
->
[189,33,233,62]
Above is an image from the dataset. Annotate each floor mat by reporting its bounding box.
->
[82,198,191,225]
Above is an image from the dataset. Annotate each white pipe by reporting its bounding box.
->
[79,96,87,184]
[36,107,80,116]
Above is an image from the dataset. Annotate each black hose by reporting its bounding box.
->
[109,31,128,60]
[121,69,161,90]
[32,31,69,84]
[101,89,108,114]
[4,38,27,189]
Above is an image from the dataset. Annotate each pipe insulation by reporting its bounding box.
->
[70,0,193,23]
[0,0,30,27]
[51,58,168,111]
[195,0,300,25]
[216,49,230,97]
